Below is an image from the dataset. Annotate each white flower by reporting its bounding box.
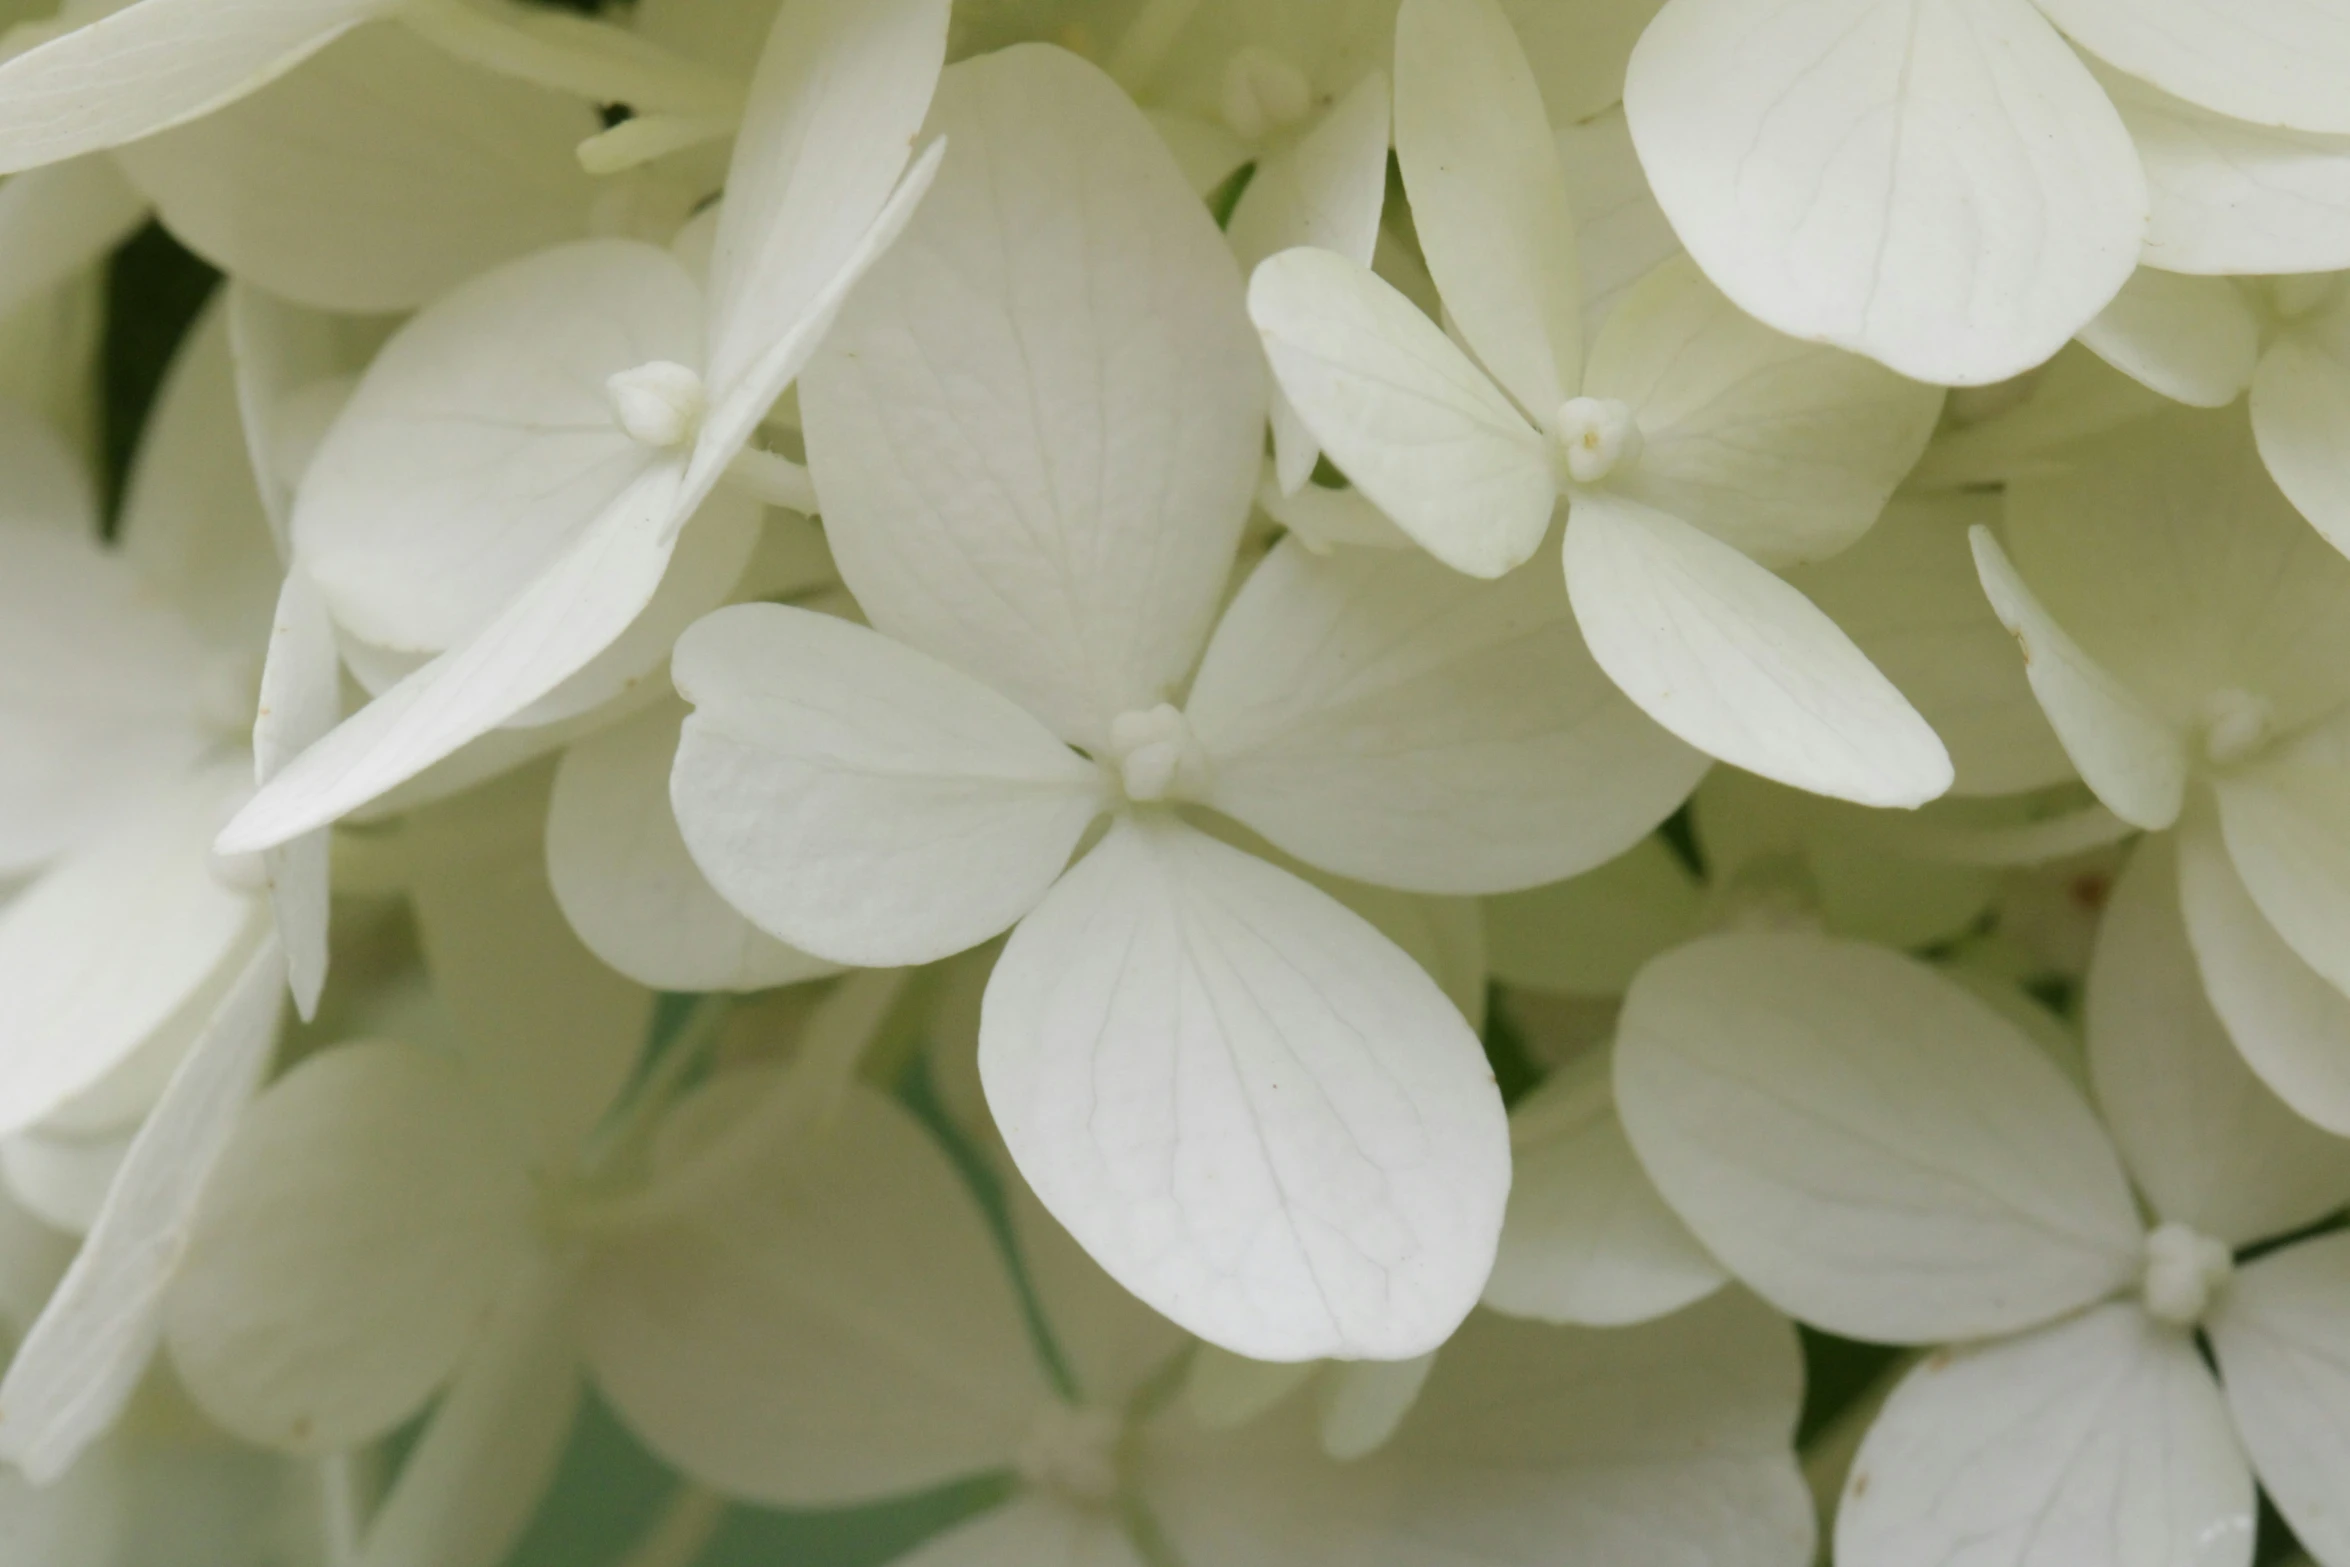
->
[1615,903,2350,1567]
[208,0,951,861]
[1251,0,1952,810]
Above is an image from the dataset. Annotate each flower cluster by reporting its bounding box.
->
[0,0,2348,1563]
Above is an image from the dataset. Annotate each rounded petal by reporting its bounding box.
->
[1394,0,1582,419]
[2251,329,2350,562]
[1563,492,1953,808]
[1837,1305,2253,1567]
[981,817,1509,1362]
[579,1082,1047,1506]
[2209,1233,2350,1567]
[802,43,1263,752]
[1483,1049,1727,1327]
[1615,934,2145,1343]
[1482,835,1706,997]
[2077,267,2261,409]
[1186,537,1706,895]
[1584,256,1943,568]
[670,604,1106,968]
[2088,836,2350,1249]
[548,698,836,993]
[1624,0,2145,385]
[112,22,599,313]
[2035,0,2350,136]
[2108,67,2350,276]
[1249,246,1556,579]
[2214,724,2350,1002]
[165,1042,536,1454]
[1557,109,1681,342]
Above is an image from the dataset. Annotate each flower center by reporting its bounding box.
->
[2198,687,2274,768]
[2141,1222,2233,1327]
[1551,396,1642,485]
[1016,1403,1124,1507]
[606,360,706,449]
[1220,46,1311,142]
[1108,703,1207,804]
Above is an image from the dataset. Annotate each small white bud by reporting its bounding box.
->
[1552,396,1643,485]
[1108,702,1206,804]
[1221,46,1312,143]
[2141,1222,2233,1327]
[606,360,707,449]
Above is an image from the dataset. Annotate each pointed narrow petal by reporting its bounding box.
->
[0,936,284,1483]
[2178,811,2350,1137]
[1564,492,1952,808]
[2088,836,2350,1249]
[165,1042,537,1454]
[980,817,1509,1362]
[549,699,837,993]
[1968,525,2187,829]
[700,0,950,399]
[218,461,690,853]
[2036,0,2350,136]
[669,604,1105,968]
[253,568,337,1018]
[580,1083,1046,1505]
[1186,537,1704,895]
[2210,1233,2350,1567]
[1838,1305,2253,1567]
[0,0,390,174]
[1484,1049,1726,1327]
[1250,246,1556,580]
[1394,0,1581,418]
[2077,269,2260,409]
[1615,934,2146,1343]
[1624,0,2145,384]
[1583,255,1943,567]
[802,45,1262,749]
[2214,725,2350,1002]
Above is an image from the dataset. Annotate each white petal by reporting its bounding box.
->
[1188,1349,1315,1431]
[700,0,948,400]
[1482,835,1706,997]
[1394,0,1581,419]
[2001,407,2350,735]
[1563,491,1953,808]
[2089,836,2350,1249]
[2035,0,2350,136]
[1614,934,2145,1343]
[1909,343,2169,491]
[2077,269,2260,409]
[2178,810,2350,1137]
[1782,494,2073,799]
[980,816,1509,1362]
[2107,67,2350,276]
[802,44,1261,750]
[0,521,210,878]
[669,604,1105,968]
[0,0,389,173]
[1624,0,2145,385]
[224,280,383,548]
[0,767,263,1138]
[2251,329,2350,561]
[218,459,693,852]
[1225,72,1391,494]
[165,1042,536,1454]
[291,238,693,656]
[893,1498,1145,1567]
[2209,1233,2350,1567]
[548,698,836,993]
[1557,109,1681,342]
[1968,525,2188,830]
[1837,1304,2253,1567]
[402,764,653,1168]
[579,1082,1046,1505]
[0,1127,126,1238]
[358,1262,580,1567]
[1583,255,1943,567]
[1249,246,1556,580]
[1484,1048,1727,1327]
[1316,1355,1434,1461]
[253,568,337,1018]
[0,155,147,329]
[1006,1173,1188,1411]
[0,935,283,1483]
[2214,724,2350,1002]
[1185,536,1705,895]
[112,22,599,313]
